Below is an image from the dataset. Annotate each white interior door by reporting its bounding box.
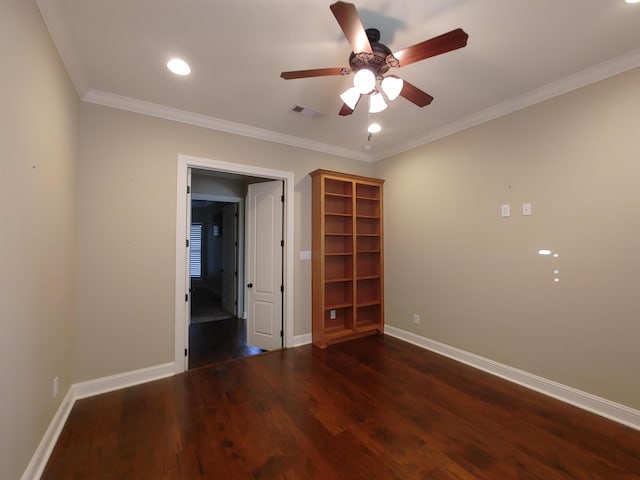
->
[246,181,283,351]
[221,203,237,315]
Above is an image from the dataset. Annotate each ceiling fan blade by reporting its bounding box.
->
[330,1,373,54]
[338,95,362,116]
[393,28,469,67]
[399,81,434,107]
[339,104,354,116]
[280,67,349,80]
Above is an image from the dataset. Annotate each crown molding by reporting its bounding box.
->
[80,45,639,165]
[35,0,89,97]
[82,90,371,162]
[371,48,640,162]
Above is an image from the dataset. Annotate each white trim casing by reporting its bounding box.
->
[21,388,75,480]
[293,333,312,347]
[22,362,174,480]
[384,325,640,431]
[83,90,370,162]
[175,154,295,374]
[73,363,174,400]
[77,48,640,164]
[22,327,640,479]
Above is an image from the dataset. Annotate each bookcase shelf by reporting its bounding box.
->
[311,169,384,348]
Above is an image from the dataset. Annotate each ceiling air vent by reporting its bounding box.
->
[290,105,322,118]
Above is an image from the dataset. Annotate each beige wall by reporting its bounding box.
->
[4,3,640,475]
[74,102,373,381]
[374,67,640,410]
[0,1,79,478]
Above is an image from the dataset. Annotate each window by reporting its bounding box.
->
[190,223,202,278]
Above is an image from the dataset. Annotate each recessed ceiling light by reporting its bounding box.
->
[167,58,191,76]
[368,123,381,133]
[626,0,640,3]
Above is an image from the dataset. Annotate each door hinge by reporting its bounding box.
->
[280,240,284,247]
[184,348,188,357]
[280,330,284,338]
[281,194,285,202]
[280,285,284,293]
[186,239,189,247]
[185,293,189,302]
[187,185,191,194]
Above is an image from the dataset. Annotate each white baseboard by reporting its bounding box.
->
[23,362,175,479]
[293,333,312,347]
[73,362,174,400]
[385,325,640,431]
[21,387,75,480]
[27,332,640,479]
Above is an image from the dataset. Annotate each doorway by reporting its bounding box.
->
[189,198,259,369]
[174,155,295,374]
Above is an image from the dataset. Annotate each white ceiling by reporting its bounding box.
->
[36,0,640,162]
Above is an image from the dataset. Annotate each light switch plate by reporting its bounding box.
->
[522,203,532,216]
[299,250,311,260]
[501,204,510,217]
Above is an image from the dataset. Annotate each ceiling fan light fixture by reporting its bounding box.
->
[353,68,376,94]
[340,87,360,110]
[369,91,388,113]
[381,75,404,101]
[368,123,382,134]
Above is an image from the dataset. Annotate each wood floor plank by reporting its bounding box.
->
[43,335,640,479]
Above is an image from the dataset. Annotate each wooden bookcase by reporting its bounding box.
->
[310,169,384,347]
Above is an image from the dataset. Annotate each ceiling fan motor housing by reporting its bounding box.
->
[348,28,397,76]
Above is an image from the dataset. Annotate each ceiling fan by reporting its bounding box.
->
[280,1,468,116]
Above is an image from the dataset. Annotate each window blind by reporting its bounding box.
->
[190,223,202,278]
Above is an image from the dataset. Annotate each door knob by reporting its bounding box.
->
[247,283,253,288]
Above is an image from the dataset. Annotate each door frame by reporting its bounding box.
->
[174,154,294,374]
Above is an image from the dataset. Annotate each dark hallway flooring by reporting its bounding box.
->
[189,288,264,369]
[189,317,264,369]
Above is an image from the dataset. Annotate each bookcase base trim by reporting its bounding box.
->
[312,329,383,348]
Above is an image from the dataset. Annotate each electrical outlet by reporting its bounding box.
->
[413,314,420,325]
[330,309,336,320]
[53,377,59,398]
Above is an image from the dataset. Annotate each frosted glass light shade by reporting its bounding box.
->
[368,123,381,133]
[369,91,387,113]
[353,69,376,94]
[381,75,403,101]
[340,87,360,110]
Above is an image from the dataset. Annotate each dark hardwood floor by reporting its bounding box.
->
[44,335,640,479]
[189,288,264,369]
[189,317,264,369]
